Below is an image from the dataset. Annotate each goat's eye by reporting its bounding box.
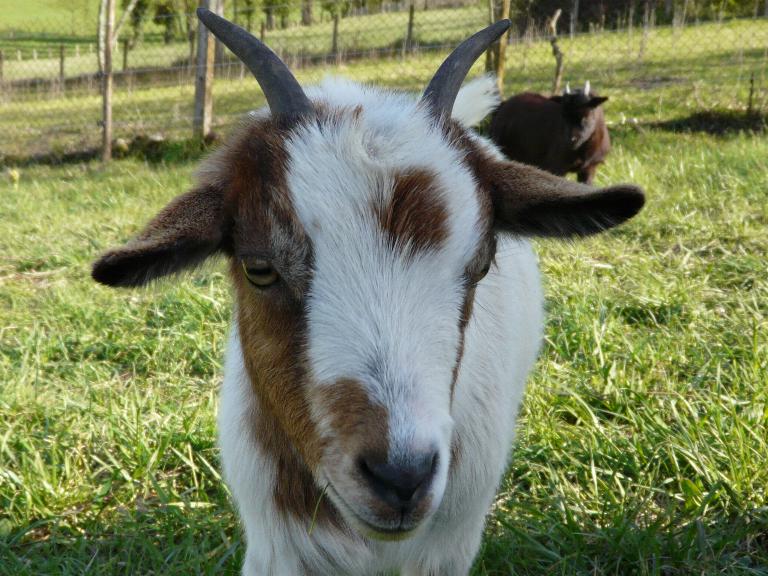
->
[242,259,280,288]
[467,261,491,285]
[475,262,491,281]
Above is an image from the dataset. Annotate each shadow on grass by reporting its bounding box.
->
[1,135,215,169]
[475,506,768,575]
[0,503,243,576]
[650,110,767,136]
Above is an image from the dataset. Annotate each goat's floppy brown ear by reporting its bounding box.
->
[92,186,227,287]
[487,161,644,237]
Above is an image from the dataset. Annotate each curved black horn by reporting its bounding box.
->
[421,20,511,119]
[196,8,312,118]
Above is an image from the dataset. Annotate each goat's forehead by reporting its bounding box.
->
[283,98,484,268]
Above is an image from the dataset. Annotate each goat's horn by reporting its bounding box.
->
[584,80,591,96]
[196,8,312,119]
[565,82,571,94]
[421,20,511,119]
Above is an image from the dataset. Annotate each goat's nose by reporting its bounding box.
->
[358,450,438,509]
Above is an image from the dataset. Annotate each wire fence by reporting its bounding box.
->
[1,2,767,159]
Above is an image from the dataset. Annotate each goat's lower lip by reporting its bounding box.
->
[325,483,418,541]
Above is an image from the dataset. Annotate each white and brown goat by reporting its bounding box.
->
[93,10,644,575]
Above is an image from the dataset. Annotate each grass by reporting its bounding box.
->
[2,5,768,574]
[2,13,767,156]
[1,116,767,572]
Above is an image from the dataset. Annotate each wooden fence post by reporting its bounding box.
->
[59,45,65,87]
[194,0,217,140]
[405,3,415,53]
[485,0,495,73]
[123,39,129,70]
[495,0,511,95]
[102,0,115,162]
[332,13,340,63]
[570,0,579,38]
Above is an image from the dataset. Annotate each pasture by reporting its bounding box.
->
[3,123,768,575]
[2,13,767,156]
[1,8,768,576]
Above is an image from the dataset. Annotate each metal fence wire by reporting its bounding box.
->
[1,1,767,158]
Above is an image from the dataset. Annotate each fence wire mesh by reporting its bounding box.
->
[1,2,767,159]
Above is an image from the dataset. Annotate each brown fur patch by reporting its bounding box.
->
[374,169,449,257]
[216,115,341,529]
[317,378,390,462]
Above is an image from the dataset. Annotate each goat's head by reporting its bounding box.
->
[92,12,643,540]
[555,81,609,148]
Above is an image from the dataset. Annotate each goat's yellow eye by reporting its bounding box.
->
[242,259,279,288]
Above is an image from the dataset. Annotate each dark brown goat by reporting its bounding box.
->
[488,84,610,184]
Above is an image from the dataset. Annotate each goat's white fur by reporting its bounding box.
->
[219,77,545,574]
[450,74,500,128]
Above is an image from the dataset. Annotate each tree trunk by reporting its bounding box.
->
[266,8,274,30]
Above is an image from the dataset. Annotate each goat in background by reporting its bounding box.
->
[489,81,611,184]
[92,11,644,575]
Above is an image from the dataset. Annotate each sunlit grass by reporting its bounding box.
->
[1,118,767,573]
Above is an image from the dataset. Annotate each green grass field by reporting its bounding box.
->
[2,4,768,574]
[2,12,767,157]
[2,120,768,573]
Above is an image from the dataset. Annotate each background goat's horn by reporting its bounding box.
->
[421,20,511,119]
[196,8,312,118]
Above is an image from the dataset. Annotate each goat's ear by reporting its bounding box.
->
[486,160,644,238]
[588,96,608,108]
[92,186,228,287]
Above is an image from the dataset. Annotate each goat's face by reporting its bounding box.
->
[555,90,609,149]
[93,12,644,543]
[224,95,495,538]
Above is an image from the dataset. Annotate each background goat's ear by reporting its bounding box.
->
[588,96,609,107]
[92,186,227,287]
[488,161,644,238]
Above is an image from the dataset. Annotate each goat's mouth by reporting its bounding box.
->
[324,481,425,542]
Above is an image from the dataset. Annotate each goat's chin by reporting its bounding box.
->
[322,480,434,542]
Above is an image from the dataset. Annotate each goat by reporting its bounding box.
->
[489,81,610,184]
[92,11,644,575]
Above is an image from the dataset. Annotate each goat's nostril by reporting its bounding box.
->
[358,450,438,507]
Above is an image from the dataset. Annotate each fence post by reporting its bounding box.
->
[102,0,115,162]
[332,13,340,63]
[0,50,4,89]
[405,3,415,54]
[570,0,579,38]
[260,20,266,42]
[495,0,511,95]
[194,0,217,140]
[59,45,65,87]
[123,39,129,70]
[485,0,495,73]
